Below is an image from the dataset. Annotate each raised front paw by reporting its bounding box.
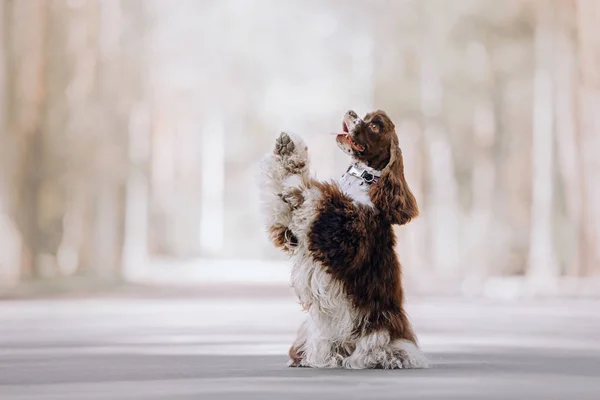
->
[273,132,308,175]
[275,132,296,157]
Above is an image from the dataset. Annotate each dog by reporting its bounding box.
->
[259,109,428,369]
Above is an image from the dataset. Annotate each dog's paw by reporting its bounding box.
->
[278,187,304,209]
[272,132,309,175]
[393,340,430,369]
[275,132,296,157]
[287,359,308,368]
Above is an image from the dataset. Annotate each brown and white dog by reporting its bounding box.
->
[259,110,428,369]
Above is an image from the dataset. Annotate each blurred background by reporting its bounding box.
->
[1,0,599,298]
[2,2,600,399]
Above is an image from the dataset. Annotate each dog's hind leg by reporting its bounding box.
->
[259,132,310,252]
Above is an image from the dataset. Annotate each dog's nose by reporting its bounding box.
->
[347,110,358,118]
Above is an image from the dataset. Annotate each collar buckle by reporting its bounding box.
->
[345,163,381,185]
[361,171,375,183]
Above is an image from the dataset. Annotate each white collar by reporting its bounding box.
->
[344,162,381,185]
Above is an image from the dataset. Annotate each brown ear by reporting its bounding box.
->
[369,143,419,225]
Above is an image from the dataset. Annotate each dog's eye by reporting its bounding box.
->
[368,122,380,133]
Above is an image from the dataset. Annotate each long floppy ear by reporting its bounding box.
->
[369,143,419,225]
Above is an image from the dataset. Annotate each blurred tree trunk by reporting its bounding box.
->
[575,0,600,276]
[76,0,121,278]
[77,0,145,278]
[0,0,21,286]
[0,0,5,142]
[420,1,461,279]
[4,0,52,279]
[462,42,497,294]
[122,101,150,279]
[199,114,225,257]
[56,0,100,277]
[527,2,559,290]
[60,0,127,279]
[554,0,583,276]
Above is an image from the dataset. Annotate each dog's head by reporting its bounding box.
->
[335,110,398,171]
[335,109,418,224]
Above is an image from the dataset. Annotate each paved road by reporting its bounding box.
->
[1,290,600,399]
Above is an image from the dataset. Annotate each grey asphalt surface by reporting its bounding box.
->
[1,289,600,400]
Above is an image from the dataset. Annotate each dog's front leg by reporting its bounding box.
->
[259,132,310,252]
